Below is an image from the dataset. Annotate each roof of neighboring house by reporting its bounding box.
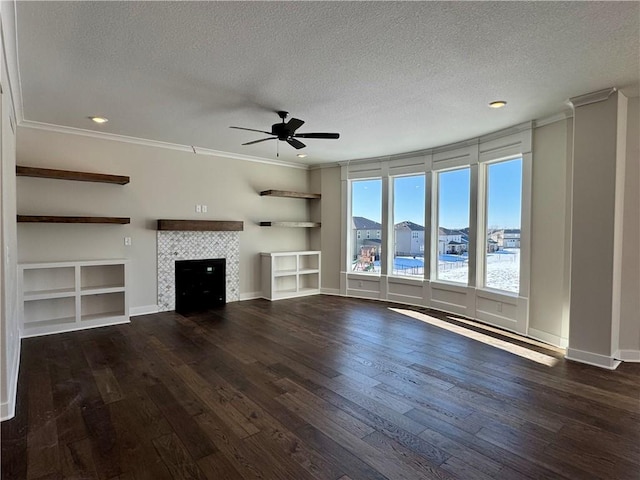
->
[353,216,382,230]
[448,241,464,245]
[394,221,425,231]
[504,229,521,234]
[362,239,382,245]
[439,227,464,236]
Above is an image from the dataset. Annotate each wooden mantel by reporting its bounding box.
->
[156,220,244,231]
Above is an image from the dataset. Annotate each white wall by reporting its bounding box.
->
[0,10,20,420]
[16,127,311,309]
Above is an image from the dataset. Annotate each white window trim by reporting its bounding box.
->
[340,123,532,335]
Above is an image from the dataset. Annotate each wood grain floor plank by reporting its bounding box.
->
[4,296,639,480]
[26,368,61,479]
[146,383,217,460]
[197,451,246,480]
[59,438,99,480]
[152,433,208,480]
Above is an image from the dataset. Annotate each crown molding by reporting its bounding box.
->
[533,110,573,128]
[18,120,309,170]
[569,87,616,108]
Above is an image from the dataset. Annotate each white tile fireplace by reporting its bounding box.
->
[157,229,241,311]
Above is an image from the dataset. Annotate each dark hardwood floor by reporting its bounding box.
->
[2,296,639,479]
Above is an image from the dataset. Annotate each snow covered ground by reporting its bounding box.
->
[384,249,521,293]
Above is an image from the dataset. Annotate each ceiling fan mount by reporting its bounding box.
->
[230,111,340,150]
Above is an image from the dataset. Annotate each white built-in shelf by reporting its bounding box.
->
[19,259,129,337]
[261,251,321,301]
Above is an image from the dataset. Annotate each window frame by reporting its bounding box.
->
[476,154,528,297]
[390,173,427,279]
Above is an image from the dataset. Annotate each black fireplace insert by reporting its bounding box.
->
[175,258,226,314]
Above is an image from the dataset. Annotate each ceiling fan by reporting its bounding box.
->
[230,111,340,150]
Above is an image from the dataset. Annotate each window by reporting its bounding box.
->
[484,158,522,293]
[392,175,425,277]
[351,179,382,273]
[436,168,470,284]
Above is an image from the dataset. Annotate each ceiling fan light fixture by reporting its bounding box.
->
[488,100,507,109]
[230,111,340,151]
[89,116,109,124]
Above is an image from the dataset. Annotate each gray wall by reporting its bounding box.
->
[16,127,311,308]
[620,97,640,353]
[528,119,571,344]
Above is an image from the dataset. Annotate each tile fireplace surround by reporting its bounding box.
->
[157,230,240,311]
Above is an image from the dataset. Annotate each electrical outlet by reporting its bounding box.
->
[124,237,132,246]
[202,205,208,213]
[358,281,363,288]
[195,204,202,213]
[496,302,503,313]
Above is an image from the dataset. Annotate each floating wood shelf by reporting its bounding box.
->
[260,221,321,228]
[17,166,130,185]
[18,215,130,224]
[157,220,244,231]
[259,190,321,199]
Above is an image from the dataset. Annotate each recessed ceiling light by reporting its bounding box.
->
[89,116,109,124]
[296,154,307,158]
[488,101,507,109]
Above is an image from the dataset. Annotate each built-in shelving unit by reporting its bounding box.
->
[156,219,244,231]
[261,251,321,300]
[18,215,130,224]
[19,259,129,337]
[17,165,130,223]
[259,189,321,227]
[17,166,130,184]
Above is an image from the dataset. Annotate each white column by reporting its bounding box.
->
[566,88,627,369]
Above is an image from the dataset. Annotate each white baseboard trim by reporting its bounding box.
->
[528,328,569,348]
[130,305,160,317]
[565,347,621,370]
[320,288,342,296]
[1,337,21,421]
[240,292,262,301]
[614,349,640,362]
[21,318,131,339]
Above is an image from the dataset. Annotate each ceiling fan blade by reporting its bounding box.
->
[286,138,306,149]
[230,126,273,135]
[294,132,340,139]
[286,118,305,133]
[242,138,276,146]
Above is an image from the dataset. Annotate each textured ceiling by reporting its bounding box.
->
[13,1,640,165]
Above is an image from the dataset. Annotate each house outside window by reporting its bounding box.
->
[436,168,470,284]
[484,158,522,293]
[392,174,426,278]
[351,179,382,273]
